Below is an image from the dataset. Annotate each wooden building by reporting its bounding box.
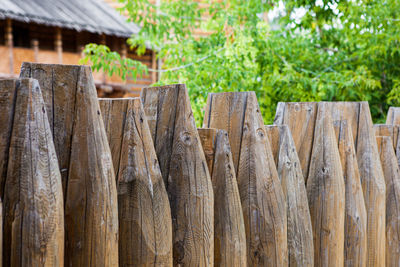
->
[0,0,158,97]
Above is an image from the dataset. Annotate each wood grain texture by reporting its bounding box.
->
[204,92,287,266]
[306,103,345,267]
[141,84,214,266]
[275,101,386,267]
[374,124,400,152]
[1,78,64,266]
[198,128,246,267]
[356,103,386,267]
[274,102,318,181]
[386,107,400,125]
[265,125,314,267]
[0,198,2,267]
[334,120,367,267]
[99,98,173,266]
[20,63,119,267]
[376,136,400,267]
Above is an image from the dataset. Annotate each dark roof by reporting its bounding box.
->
[0,0,140,38]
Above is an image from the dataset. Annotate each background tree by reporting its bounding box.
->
[82,0,400,125]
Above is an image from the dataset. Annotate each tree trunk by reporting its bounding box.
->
[141,84,214,266]
[204,92,287,266]
[376,136,400,267]
[198,128,246,267]
[265,125,314,267]
[20,63,118,267]
[99,98,173,266]
[0,78,64,266]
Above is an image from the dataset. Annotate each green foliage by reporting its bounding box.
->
[83,0,400,126]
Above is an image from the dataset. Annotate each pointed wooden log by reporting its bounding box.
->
[374,124,400,152]
[204,92,287,266]
[141,84,214,266]
[376,136,400,267]
[265,125,314,267]
[275,101,386,267]
[198,128,246,267]
[0,78,64,266]
[99,98,173,266]
[356,103,386,267]
[306,103,345,267]
[333,120,367,267]
[20,63,118,267]
[386,107,400,125]
[274,102,317,181]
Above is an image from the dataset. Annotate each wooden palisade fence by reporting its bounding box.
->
[2,61,400,267]
[141,84,214,266]
[99,97,173,266]
[275,101,386,267]
[20,63,119,267]
[0,78,64,266]
[198,128,247,267]
[203,92,288,266]
[265,125,314,267]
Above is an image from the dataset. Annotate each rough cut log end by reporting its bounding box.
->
[1,78,64,267]
[375,136,400,267]
[204,91,288,266]
[100,97,173,266]
[266,125,314,267]
[142,84,214,266]
[20,63,119,267]
[198,128,247,267]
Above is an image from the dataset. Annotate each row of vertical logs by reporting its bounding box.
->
[0,62,399,266]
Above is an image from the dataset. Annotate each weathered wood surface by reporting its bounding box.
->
[198,128,246,267]
[306,103,345,267]
[265,125,313,267]
[376,136,400,267]
[386,107,400,125]
[0,79,64,266]
[99,98,173,266]
[20,63,119,267]
[141,84,214,266]
[204,92,287,266]
[275,101,386,267]
[274,102,317,181]
[374,124,400,154]
[334,120,367,267]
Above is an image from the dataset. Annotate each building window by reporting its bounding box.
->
[13,23,30,48]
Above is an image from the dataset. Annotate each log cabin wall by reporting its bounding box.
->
[0,19,157,98]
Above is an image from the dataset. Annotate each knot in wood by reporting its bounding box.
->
[180,131,193,146]
[256,128,266,139]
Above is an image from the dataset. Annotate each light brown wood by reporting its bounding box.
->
[265,125,314,267]
[275,101,386,267]
[376,136,400,267]
[306,103,345,267]
[198,128,246,267]
[204,92,287,266]
[356,103,386,267]
[20,63,119,267]
[1,78,64,266]
[386,107,400,125]
[141,84,214,266]
[99,98,173,266]
[274,102,318,181]
[374,124,400,151]
[334,120,367,267]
